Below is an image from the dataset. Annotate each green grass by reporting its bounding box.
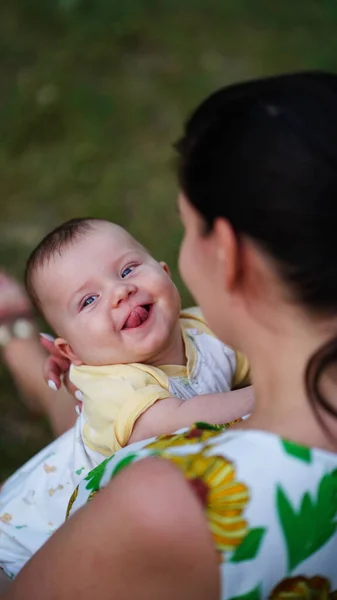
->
[0,0,337,479]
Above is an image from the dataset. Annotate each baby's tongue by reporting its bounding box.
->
[124,306,148,329]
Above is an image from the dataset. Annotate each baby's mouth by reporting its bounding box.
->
[122,305,151,330]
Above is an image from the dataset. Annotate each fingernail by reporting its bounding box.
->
[75,405,81,416]
[75,390,83,401]
[48,379,58,391]
[40,333,55,342]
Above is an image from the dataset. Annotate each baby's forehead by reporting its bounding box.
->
[36,224,148,284]
[38,220,149,275]
[89,222,146,252]
[57,222,145,258]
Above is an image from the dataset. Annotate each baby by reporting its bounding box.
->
[26,217,251,460]
[0,217,252,579]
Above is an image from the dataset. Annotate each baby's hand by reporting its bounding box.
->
[40,333,82,406]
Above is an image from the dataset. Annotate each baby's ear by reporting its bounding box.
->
[54,338,83,366]
[159,262,171,278]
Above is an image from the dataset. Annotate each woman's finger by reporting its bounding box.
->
[39,333,61,357]
[39,332,81,408]
[63,371,83,410]
[43,356,62,390]
[43,354,70,390]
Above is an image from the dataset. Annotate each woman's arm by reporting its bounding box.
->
[3,458,219,600]
[129,386,254,443]
[0,570,10,595]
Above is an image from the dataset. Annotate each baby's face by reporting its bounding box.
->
[34,222,181,366]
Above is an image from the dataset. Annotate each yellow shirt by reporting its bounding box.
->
[71,307,250,456]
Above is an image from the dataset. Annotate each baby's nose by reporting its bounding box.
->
[111,282,136,308]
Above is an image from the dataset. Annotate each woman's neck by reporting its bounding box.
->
[237,312,337,451]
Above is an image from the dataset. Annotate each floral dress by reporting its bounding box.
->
[67,423,337,599]
[0,308,250,579]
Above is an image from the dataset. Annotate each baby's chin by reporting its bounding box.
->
[75,347,156,367]
[73,351,137,367]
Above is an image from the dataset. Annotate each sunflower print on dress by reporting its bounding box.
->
[146,420,241,452]
[270,575,337,599]
[167,450,249,553]
[65,486,79,519]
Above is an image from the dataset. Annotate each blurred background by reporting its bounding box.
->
[0,0,336,479]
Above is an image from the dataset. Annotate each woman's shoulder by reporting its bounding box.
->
[144,425,337,598]
[204,427,337,520]
[210,426,337,470]
[69,424,337,520]
[68,424,337,598]
[209,429,337,598]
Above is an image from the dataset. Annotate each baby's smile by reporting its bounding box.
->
[121,304,152,330]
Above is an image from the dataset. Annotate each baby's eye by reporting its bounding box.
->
[81,295,97,309]
[121,265,136,278]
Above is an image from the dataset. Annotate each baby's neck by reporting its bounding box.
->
[147,322,186,368]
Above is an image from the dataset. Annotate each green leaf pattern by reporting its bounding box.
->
[108,453,138,479]
[84,453,115,491]
[231,528,266,563]
[281,440,312,463]
[277,469,337,571]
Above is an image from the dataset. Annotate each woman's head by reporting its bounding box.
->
[176,72,337,427]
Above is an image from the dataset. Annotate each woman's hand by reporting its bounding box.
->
[40,334,82,405]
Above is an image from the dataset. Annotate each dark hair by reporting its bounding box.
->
[25,217,102,314]
[176,71,337,431]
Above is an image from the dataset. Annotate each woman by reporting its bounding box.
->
[2,71,337,599]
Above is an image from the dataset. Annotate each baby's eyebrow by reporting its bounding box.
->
[119,249,143,262]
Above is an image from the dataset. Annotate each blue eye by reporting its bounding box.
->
[82,295,97,309]
[121,266,135,278]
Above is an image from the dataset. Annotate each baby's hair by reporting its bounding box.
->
[25,217,103,314]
